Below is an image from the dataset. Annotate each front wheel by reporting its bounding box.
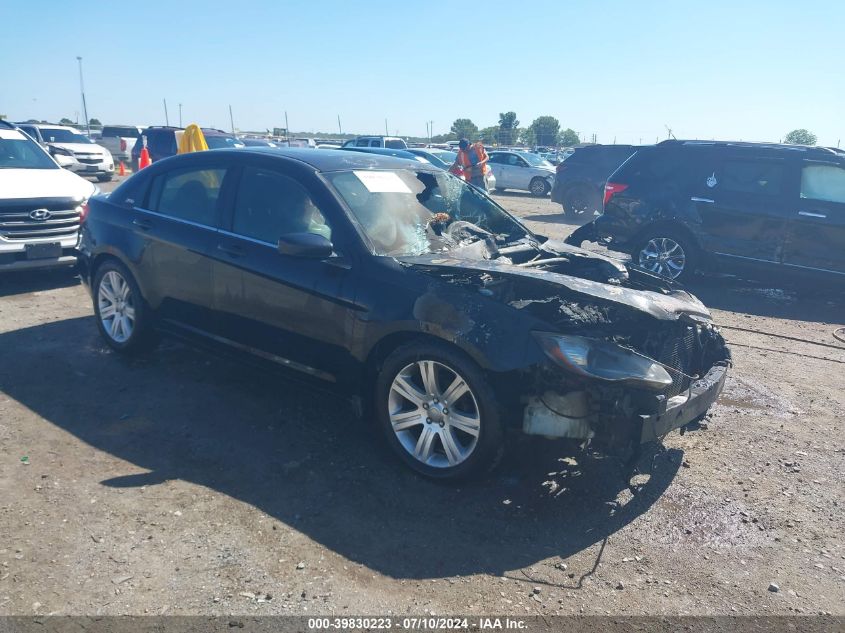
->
[375,342,504,480]
[633,230,697,282]
[93,260,156,354]
[529,177,550,197]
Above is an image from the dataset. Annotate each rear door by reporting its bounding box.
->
[488,153,513,187]
[133,160,233,329]
[690,150,792,265]
[211,161,358,383]
[782,159,845,276]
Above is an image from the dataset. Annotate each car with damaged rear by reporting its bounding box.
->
[77,148,730,480]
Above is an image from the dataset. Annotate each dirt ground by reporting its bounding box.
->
[1,177,844,617]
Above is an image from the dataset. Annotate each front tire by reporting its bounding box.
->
[93,260,156,354]
[375,342,504,481]
[633,228,697,282]
[529,177,550,197]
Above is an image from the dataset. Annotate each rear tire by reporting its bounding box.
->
[93,260,156,354]
[375,341,504,481]
[529,177,550,197]
[563,184,599,215]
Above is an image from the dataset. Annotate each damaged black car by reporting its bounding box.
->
[78,149,731,480]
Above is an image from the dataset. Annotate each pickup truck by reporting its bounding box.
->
[99,125,143,163]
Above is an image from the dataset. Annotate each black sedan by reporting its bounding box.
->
[78,149,730,480]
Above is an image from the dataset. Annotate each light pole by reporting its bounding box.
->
[76,56,90,136]
[178,103,183,127]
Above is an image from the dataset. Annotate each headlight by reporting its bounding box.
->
[50,146,74,157]
[532,332,672,390]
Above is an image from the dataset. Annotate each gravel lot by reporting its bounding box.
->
[1,176,844,617]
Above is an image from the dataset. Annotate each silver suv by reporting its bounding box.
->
[342,136,408,150]
[487,151,556,196]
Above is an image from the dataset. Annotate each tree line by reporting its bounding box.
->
[439,113,580,147]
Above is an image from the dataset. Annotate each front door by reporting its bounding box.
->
[691,152,792,265]
[782,160,845,276]
[211,163,358,384]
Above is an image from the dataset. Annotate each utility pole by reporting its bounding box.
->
[385,119,389,136]
[229,105,235,133]
[429,120,433,146]
[337,115,342,135]
[76,57,90,136]
[178,103,183,127]
[163,99,169,126]
[284,111,289,142]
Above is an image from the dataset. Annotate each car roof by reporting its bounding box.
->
[16,123,77,130]
[660,139,845,158]
[341,146,418,159]
[171,147,435,172]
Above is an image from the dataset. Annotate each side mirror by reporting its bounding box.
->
[278,232,333,259]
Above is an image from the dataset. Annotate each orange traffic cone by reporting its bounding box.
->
[118,161,126,176]
[139,147,152,169]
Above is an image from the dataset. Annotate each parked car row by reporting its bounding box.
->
[16,123,115,182]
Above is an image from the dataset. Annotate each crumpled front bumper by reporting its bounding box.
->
[639,363,728,443]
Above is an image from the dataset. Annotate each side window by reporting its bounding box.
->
[20,126,38,141]
[232,167,332,244]
[801,164,845,204]
[516,156,528,167]
[356,139,370,147]
[370,140,381,147]
[488,154,503,164]
[149,167,225,226]
[507,155,519,166]
[720,159,784,196]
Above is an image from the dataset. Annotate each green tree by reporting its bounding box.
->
[498,111,519,145]
[784,129,817,145]
[559,128,580,147]
[517,127,535,147]
[431,132,457,143]
[480,126,500,145]
[89,118,102,126]
[59,117,75,125]
[450,118,478,140]
[528,116,560,147]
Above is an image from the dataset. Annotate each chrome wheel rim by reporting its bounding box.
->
[388,360,481,468]
[98,271,135,343]
[639,237,686,279]
[530,179,546,195]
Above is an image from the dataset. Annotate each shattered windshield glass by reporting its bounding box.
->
[327,169,530,256]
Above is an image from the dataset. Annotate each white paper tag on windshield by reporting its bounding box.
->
[0,129,27,140]
[353,170,412,193]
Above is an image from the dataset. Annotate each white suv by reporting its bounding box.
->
[0,121,97,272]
[16,123,115,182]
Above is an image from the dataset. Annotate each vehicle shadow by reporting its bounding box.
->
[0,268,80,298]
[0,316,681,580]
[684,275,845,325]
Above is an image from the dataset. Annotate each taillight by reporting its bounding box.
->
[603,182,629,206]
[80,201,90,223]
[556,163,567,174]
[120,138,127,152]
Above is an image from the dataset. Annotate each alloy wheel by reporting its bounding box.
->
[530,179,547,196]
[388,360,481,468]
[98,270,135,343]
[638,237,686,279]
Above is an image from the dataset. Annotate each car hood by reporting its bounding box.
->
[49,142,108,155]
[397,242,712,323]
[0,167,97,200]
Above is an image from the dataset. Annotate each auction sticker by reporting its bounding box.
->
[353,170,412,193]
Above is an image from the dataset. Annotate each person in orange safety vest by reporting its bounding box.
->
[452,138,489,189]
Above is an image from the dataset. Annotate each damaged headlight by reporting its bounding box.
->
[532,332,672,391]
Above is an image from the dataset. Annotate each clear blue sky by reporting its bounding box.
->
[2,0,843,145]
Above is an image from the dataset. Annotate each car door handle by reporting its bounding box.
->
[217,243,245,258]
[132,218,153,230]
[691,197,715,204]
[798,211,827,219]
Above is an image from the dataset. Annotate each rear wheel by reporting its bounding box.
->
[633,229,697,282]
[563,184,599,215]
[93,260,156,354]
[375,342,504,480]
[529,177,550,197]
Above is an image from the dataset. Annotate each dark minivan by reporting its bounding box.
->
[567,140,845,283]
[78,148,730,480]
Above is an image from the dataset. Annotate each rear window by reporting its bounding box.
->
[385,138,407,149]
[102,126,140,138]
